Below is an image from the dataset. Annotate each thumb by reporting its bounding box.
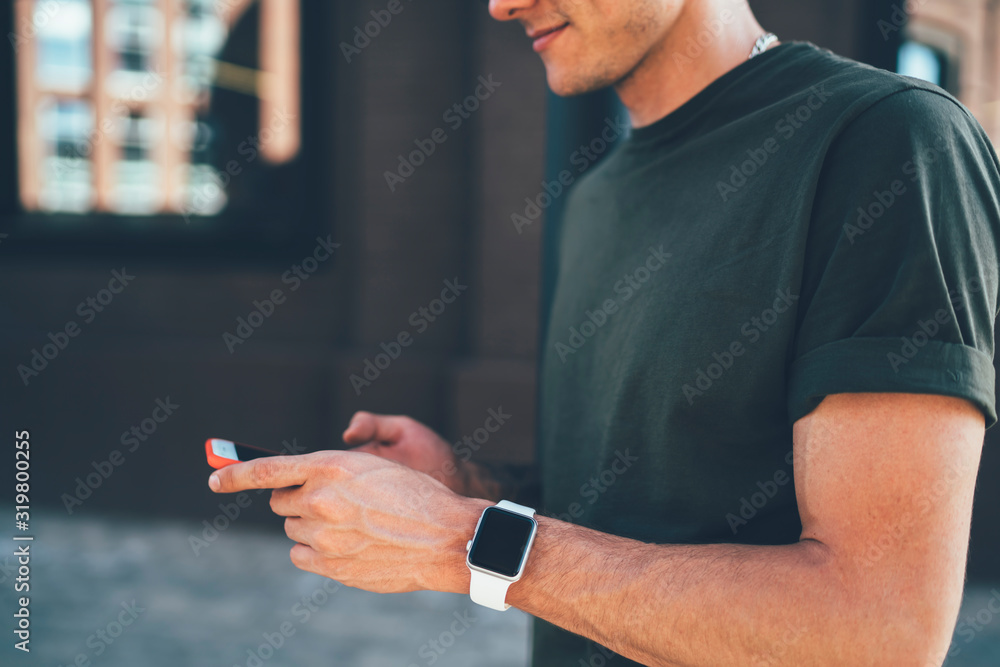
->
[342,411,405,445]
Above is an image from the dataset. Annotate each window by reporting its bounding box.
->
[3,0,328,260]
[895,22,961,96]
[897,40,948,88]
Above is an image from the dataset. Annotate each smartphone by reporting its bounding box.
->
[205,438,282,469]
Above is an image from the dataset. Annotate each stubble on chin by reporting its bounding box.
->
[545,49,625,97]
[623,0,662,37]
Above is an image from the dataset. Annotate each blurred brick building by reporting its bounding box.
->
[901,0,1000,142]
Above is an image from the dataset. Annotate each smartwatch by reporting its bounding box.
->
[465,500,538,611]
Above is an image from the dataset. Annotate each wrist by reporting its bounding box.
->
[433,495,491,595]
[464,499,541,611]
[503,513,555,609]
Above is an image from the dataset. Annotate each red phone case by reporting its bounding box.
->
[204,438,280,469]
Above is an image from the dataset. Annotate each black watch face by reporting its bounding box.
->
[468,507,536,577]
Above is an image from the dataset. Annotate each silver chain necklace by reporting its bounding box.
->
[749,32,779,59]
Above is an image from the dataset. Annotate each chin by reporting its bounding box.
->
[544,66,616,97]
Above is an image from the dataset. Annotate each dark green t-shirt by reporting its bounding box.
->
[533,40,1000,666]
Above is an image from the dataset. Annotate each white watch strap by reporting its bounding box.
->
[496,499,535,517]
[469,569,514,611]
[468,500,537,611]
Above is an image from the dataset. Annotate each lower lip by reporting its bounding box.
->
[533,24,568,52]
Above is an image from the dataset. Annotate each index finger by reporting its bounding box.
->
[209,455,310,493]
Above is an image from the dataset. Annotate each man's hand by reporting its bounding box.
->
[341,412,461,489]
[341,411,506,501]
[208,450,487,594]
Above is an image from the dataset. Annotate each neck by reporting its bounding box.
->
[614,1,772,129]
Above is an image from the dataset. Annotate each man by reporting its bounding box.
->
[209,1,1000,664]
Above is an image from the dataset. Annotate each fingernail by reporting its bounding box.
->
[209,474,220,491]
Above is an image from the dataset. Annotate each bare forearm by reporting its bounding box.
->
[497,516,951,667]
